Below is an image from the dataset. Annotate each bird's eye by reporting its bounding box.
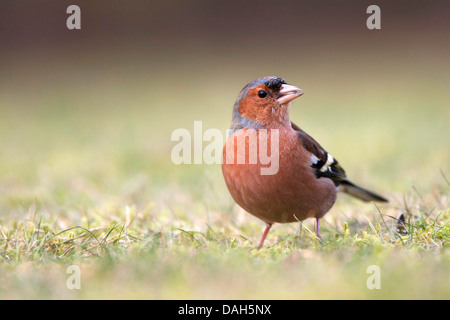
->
[258,90,268,98]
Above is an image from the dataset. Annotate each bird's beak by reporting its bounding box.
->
[277,84,304,105]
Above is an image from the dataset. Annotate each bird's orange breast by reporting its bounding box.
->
[222,126,337,223]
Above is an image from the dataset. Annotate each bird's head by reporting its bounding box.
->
[231,76,303,129]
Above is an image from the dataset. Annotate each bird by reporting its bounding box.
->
[221,76,388,249]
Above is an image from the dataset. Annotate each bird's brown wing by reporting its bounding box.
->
[291,121,347,185]
[291,121,388,202]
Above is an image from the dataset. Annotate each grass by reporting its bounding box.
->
[0,189,448,299]
[0,45,449,299]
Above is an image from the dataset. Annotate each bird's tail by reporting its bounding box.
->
[338,179,388,203]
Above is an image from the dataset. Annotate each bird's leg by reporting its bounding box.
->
[315,218,321,239]
[257,223,273,250]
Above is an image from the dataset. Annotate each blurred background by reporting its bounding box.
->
[0,0,449,300]
[0,0,449,219]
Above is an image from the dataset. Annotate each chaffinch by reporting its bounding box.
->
[221,76,388,249]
